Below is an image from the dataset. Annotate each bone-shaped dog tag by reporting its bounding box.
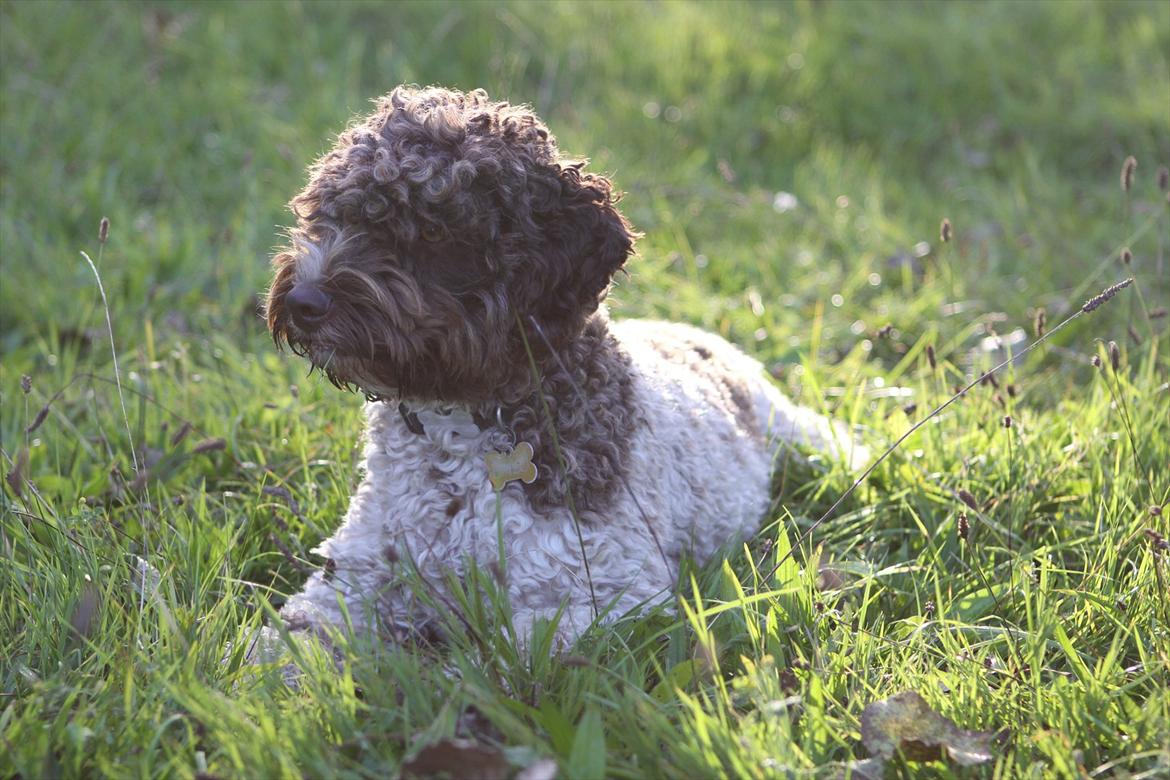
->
[486,441,538,491]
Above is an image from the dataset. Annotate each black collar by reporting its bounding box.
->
[397,402,426,435]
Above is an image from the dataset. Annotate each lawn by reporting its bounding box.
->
[2,1,1169,777]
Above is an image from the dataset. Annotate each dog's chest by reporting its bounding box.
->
[320,402,546,574]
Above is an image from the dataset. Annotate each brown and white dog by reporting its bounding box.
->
[265,86,862,648]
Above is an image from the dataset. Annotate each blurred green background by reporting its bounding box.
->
[2,0,1166,364]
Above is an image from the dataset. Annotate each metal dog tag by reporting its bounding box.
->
[486,441,538,491]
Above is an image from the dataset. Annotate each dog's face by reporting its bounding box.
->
[266,87,635,404]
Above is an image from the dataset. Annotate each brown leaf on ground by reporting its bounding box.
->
[401,738,511,780]
[860,690,1000,766]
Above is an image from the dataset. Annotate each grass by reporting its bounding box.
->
[2,0,1169,777]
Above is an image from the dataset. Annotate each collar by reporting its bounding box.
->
[397,401,513,438]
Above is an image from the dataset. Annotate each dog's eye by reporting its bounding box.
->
[420,223,445,243]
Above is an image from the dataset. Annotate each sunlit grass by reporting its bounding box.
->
[2,1,1169,777]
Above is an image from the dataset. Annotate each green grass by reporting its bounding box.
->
[2,0,1169,777]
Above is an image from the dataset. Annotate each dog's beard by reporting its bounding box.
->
[300,344,396,399]
[271,291,525,404]
[276,313,422,401]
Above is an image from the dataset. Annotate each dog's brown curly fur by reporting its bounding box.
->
[266,86,642,514]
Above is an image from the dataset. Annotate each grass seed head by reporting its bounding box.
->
[1081,278,1133,314]
[1120,248,1132,266]
[21,374,31,394]
[1091,355,1102,369]
[1127,325,1141,345]
[99,216,110,244]
[940,218,952,243]
[957,512,970,541]
[1108,340,1120,371]
[192,437,227,454]
[1006,383,1017,398]
[169,421,193,447]
[1121,155,1136,192]
[926,344,937,370]
[958,489,979,512]
[1034,308,1046,338]
[1159,165,1169,192]
[1002,415,1012,428]
[26,404,49,433]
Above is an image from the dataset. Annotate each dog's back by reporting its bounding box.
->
[610,319,862,562]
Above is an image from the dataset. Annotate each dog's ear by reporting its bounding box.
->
[527,163,637,339]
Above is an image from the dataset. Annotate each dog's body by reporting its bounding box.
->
[267,86,858,647]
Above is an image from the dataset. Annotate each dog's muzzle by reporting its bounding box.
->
[286,284,332,332]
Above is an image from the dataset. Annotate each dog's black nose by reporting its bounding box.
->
[286,284,332,330]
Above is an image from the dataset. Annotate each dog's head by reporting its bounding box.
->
[266,86,636,403]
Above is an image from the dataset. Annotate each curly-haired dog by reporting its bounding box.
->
[266,86,862,648]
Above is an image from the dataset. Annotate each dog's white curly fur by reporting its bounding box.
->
[281,314,862,647]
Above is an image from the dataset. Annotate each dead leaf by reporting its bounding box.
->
[816,563,848,591]
[860,690,1000,766]
[401,738,511,780]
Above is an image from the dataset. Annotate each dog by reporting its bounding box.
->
[265,86,861,649]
